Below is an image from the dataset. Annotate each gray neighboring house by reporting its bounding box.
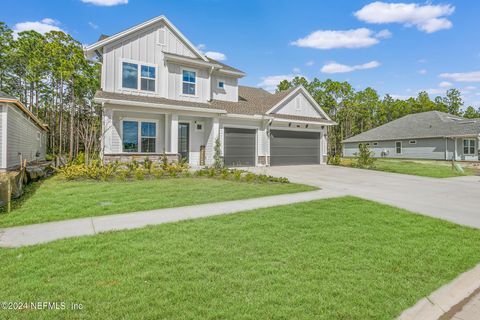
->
[0,92,48,171]
[342,111,480,161]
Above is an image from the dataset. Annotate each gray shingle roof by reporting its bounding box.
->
[95,86,333,124]
[342,111,480,143]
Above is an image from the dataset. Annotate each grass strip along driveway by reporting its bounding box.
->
[1,197,480,319]
[340,158,478,178]
[0,175,315,228]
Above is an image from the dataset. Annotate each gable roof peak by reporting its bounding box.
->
[85,15,207,62]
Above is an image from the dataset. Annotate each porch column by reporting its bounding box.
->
[170,114,178,154]
[206,117,219,166]
[478,134,480,160]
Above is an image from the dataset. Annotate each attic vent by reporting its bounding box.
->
[157,28,166,45]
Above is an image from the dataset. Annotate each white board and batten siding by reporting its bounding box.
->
[103,21,196,96]
[211,75,238,102]
[0,102,46,170]
[275,92,321,118]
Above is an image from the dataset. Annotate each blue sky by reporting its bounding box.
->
[3,0,480,107]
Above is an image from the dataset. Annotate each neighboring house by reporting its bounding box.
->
[85,16,335,167]
[0,92,48,171]
[342,111,480,161]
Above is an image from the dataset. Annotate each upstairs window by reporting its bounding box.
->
[122,61,156,92]
[464,139,475,155]
[182,69,196,95]
[141,66,155,91]
[122,62,138,89]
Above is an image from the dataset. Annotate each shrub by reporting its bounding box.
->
[213,137,223,170]
[328,154,341,166]
[356,144,376,168]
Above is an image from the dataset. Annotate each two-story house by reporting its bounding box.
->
[85,15,335,167]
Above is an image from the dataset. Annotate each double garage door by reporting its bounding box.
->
[224,128,320,166]
[270,130,320,166]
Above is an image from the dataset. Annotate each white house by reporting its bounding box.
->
[85,16,335,167]
[0,92,48,171]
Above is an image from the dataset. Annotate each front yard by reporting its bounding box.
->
[0,175,315,227]
[339,158,479,178]
[1,196,480,319]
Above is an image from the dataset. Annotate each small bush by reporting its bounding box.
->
[356,144,376,168]
[328,154,341,166]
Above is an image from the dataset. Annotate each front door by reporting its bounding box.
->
[178,123,190,161]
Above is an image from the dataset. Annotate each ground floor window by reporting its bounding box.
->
[463,139,475,155]
[395,141,402,154]
[122,120,157,153]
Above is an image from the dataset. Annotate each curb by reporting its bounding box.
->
[398,264,480,320]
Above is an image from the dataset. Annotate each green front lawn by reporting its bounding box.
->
[1,197,479,319]
[340,158,478,178]
[0,175,315,227]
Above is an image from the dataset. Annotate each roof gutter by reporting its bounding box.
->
[95,97,227,114]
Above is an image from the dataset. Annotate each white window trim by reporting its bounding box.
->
[395,141,402,154]
[194,121,205,132]
[180,67,198,97]
[217,79,225,90]
[120,118,160,154]
[409,140,417,144]
[119,58,158,94]
[463,139,476,155]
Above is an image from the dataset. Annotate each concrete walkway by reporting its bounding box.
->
[0,189,343,248]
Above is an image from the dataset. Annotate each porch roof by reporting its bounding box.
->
[94,86,334,124]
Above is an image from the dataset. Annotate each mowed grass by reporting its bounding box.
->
[1,197,480,319]
[341,158,478,178]
[0,175,315,227]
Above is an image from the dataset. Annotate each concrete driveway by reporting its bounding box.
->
[249,165,480,229]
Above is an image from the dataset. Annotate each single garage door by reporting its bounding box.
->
[224,128,256,167]
[270,130,320,166]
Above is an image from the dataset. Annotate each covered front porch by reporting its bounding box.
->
[102,104,221,167]
[446,135,480,161]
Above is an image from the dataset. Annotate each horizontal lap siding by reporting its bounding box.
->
[343,138,447,160]
[6,106,45,169]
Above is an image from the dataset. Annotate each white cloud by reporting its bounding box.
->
[321,60,380,74]
[439,81,452,88]
[204,51,227,61]
[354,2,455,33]
[291,28,387,49]
[13,18,64,35]
[425,88,443,95]
[196,43,206,51]
[418,69,427,75]
[292,67,301,74]
[81,0,128,6]
[88,22,98,29]
[305,60,315,66]
[257,75,297,92]
[418,59,427,63]
[440,71,480,82]
[375,29,392,39]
